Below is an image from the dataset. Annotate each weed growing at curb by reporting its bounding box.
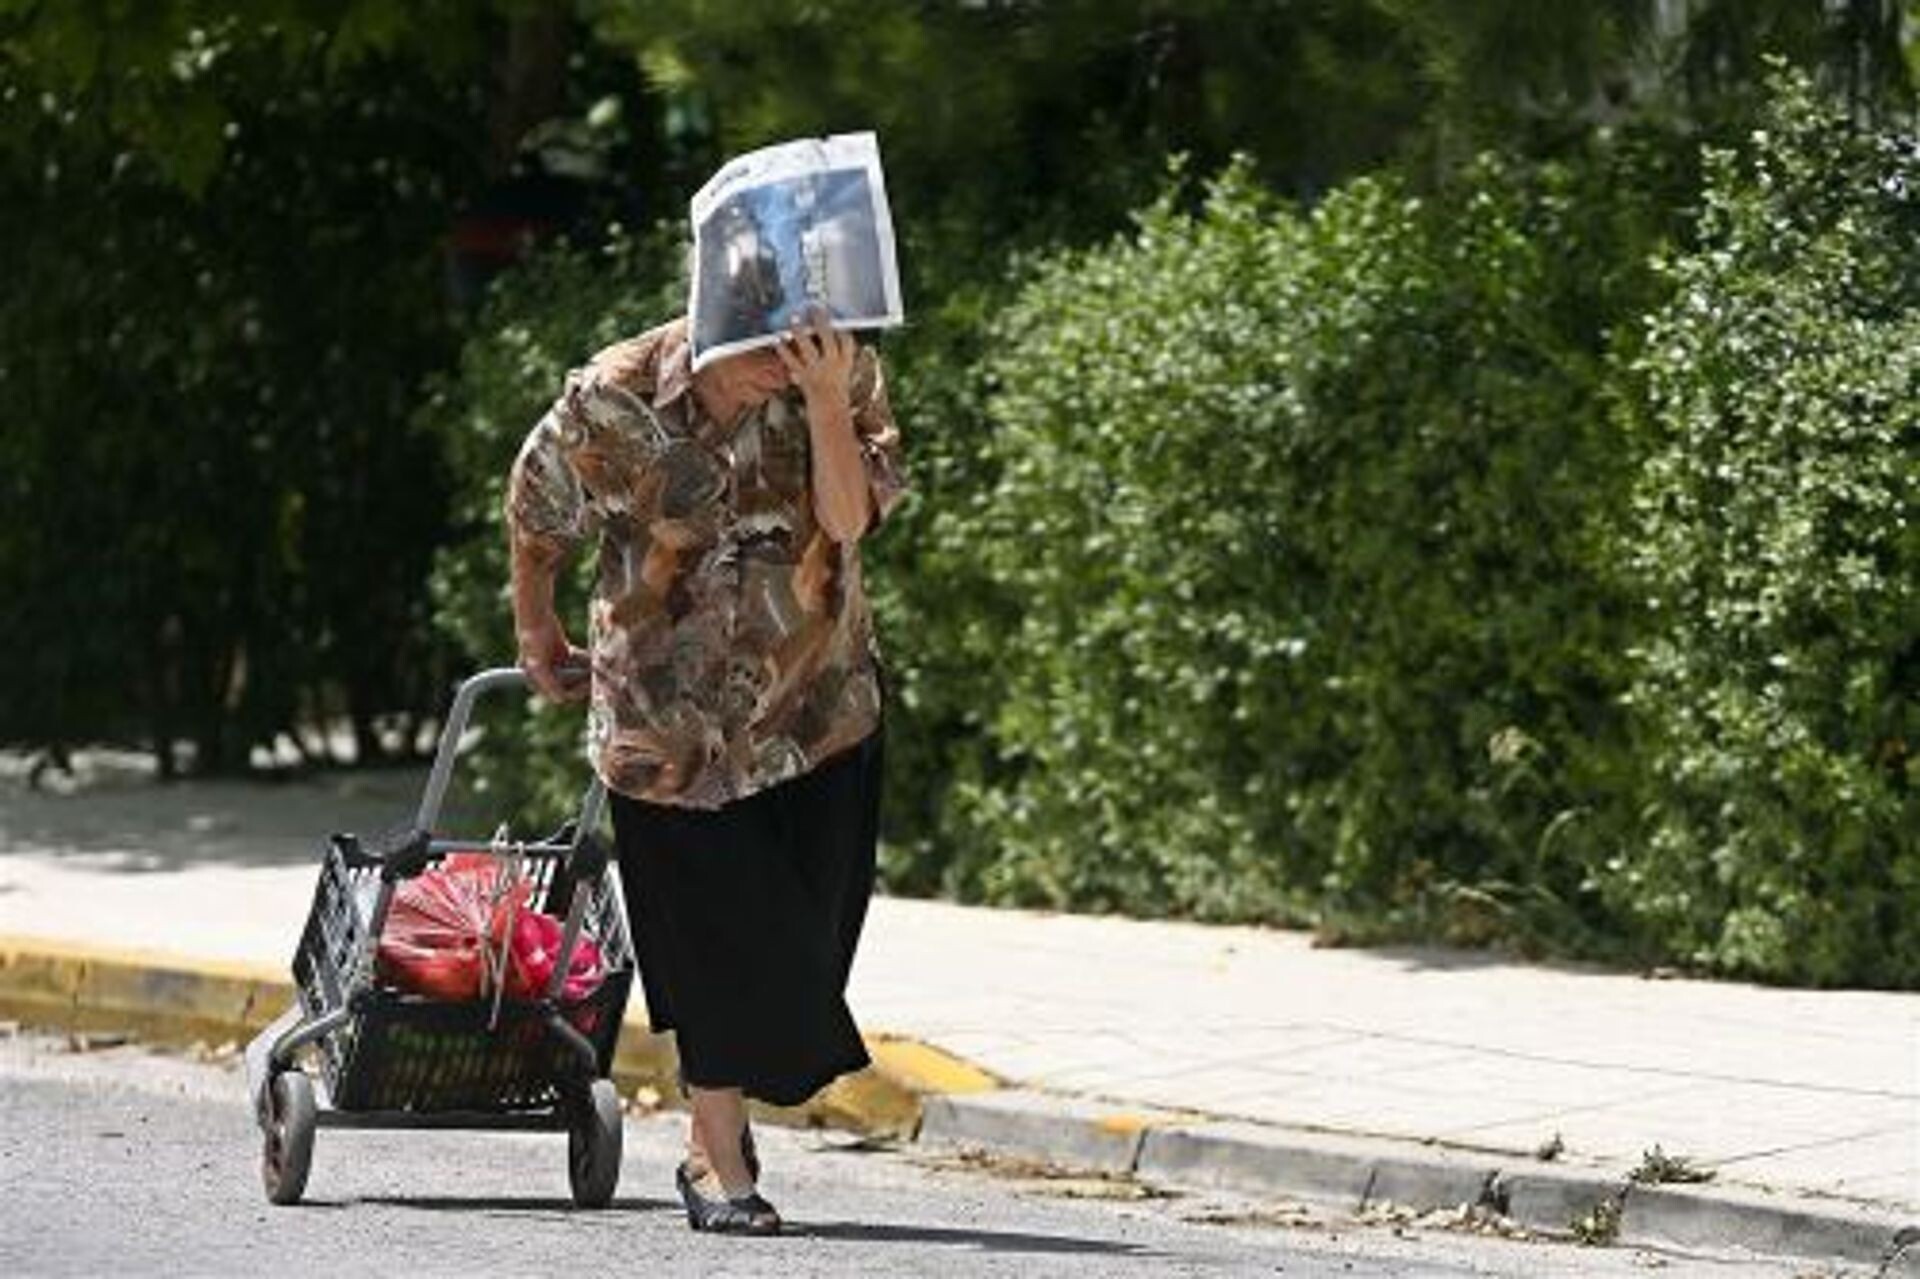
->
[1630,1145,1715,1185]
[1571,1193,1624,1246]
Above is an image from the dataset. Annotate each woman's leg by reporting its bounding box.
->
[681,1096,758,1183]
[688,1086,754,1195]
[682,1086,780,1234]
[684,1111,711,1178]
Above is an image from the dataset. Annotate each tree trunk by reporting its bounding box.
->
[486,3,571,178]
[149,619,181,781]
[347,679,387,767]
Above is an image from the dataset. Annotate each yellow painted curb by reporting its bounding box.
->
[0,933,997,1136]
[870,1034,1000,1096]
[0,933,294,1046]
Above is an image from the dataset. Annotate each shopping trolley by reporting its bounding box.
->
[243,668,634,1207]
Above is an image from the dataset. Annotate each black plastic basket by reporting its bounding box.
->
[291,832,634,1115]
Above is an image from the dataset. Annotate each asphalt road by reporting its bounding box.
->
[0,1034,1849,1278]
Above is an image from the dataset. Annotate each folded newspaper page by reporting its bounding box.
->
[688,131,904,371]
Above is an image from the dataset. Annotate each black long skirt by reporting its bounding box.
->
[607,731,882,1106]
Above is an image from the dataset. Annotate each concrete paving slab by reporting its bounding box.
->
[1436,1080,1745,1148]
[1726,1128,1920,1200]
[1845,1170,1920,1204]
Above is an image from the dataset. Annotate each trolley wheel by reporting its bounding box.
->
[567,1078,622,1208]
[261,1072,316,1206]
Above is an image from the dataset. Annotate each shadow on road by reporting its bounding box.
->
[339,1200,1153,1255]
[349,1194,679,1216]
[796,1219,1154,1256]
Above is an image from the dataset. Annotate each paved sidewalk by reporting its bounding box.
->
[1,761,1915,1220]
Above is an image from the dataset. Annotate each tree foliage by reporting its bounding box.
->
[0,17,487,768]
[0,1,494,190]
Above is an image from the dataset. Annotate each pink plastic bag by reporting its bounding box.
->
[500,910,605,1003]
[376,853,528,1001]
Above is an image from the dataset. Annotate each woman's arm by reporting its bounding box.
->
[510,526,588,702]
[505,397,593,702]
[779,313,872,544]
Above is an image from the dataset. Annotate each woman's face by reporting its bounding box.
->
[704,346,791,403]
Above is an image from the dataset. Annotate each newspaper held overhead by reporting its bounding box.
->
[688,131,904,372]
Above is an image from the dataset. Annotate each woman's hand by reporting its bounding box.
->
[516,613,590,703]
[776,309,856,409]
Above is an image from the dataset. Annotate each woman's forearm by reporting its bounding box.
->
[804,392,872,544]
[510,528,588,700]
[510,529,565,643]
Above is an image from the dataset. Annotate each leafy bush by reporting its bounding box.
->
[856,262,1027,895]
[1606,70,1920,985]
[938,145,1678,937]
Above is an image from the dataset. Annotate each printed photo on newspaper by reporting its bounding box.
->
[688,131,904,371]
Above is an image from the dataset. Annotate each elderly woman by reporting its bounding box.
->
[505,308,904,1234]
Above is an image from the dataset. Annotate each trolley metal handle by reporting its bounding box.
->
[415,666,598,836]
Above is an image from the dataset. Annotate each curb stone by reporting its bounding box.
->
[920,1089,1187,1173]
[1621,1183,1920,1272]
[1494,1163,1634,1234]
[0,935,292,1047]
[1138,1118,1494,1209]
[921,1090,1920,1271]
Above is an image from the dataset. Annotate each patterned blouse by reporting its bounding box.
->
[506,317,906,809]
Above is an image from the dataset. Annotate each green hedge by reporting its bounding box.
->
[927,150,1674,940]
[1605,74,1920,985]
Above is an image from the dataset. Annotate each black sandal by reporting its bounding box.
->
[675,1162,782,1235]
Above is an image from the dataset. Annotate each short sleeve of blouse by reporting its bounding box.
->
[505,360,654,556]
[506,403,586,557]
